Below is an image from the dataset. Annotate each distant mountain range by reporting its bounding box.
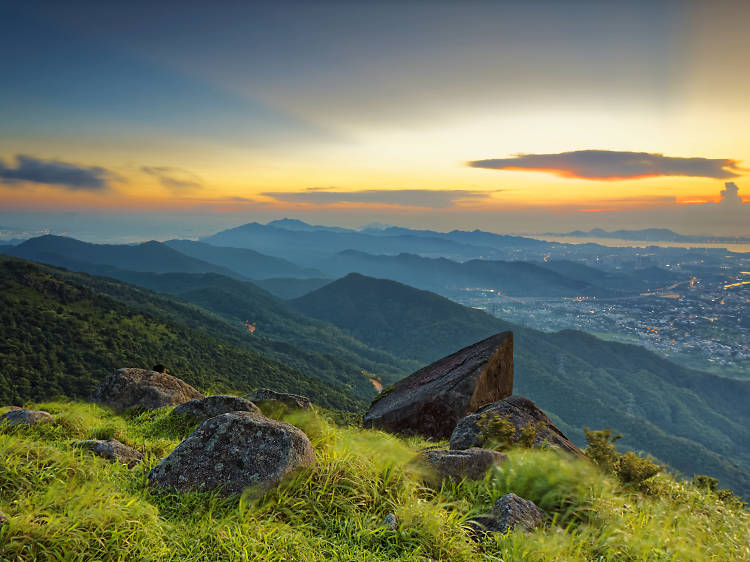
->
[4,233,681,299]
[319,250,680,297]
[163,239,326,279]
[201,221,500,264]
[7,235,243,278]
[546,228,750,243]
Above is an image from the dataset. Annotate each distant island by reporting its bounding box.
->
[543,228,750,244]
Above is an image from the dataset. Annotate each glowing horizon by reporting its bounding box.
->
[2,1,750,237]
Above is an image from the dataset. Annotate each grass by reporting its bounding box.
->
[1,401,749,561]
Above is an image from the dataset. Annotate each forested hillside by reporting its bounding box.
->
[0,254,416,400]
[0,257,360,411]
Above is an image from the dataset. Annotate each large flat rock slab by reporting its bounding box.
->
[148,411,315,496]
[93,368,204,412]
[450,395,583,456]
[363,332,513,439]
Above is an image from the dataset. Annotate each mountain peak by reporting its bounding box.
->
[266,218,313,230]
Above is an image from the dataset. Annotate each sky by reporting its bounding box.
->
[1,0,750,241]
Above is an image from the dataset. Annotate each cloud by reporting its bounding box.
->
[262,189,498,208]
[141,166,202,192]
[0,154,116,190]
[719,181,743,206]
[467,150,743,180]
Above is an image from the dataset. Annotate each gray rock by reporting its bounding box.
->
[247,388,312,410]
[171,395,260,422]
[93,368,204,412]
[363,332,514,440]
[450,395,582,456]
[415,448,507,486]
[467,493,545,538]
[74,439,144,468]
[0,409,53,426]
[382,512,397,530]
[149,411,315,496]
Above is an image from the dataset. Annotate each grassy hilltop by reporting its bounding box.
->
[1,401,748,561]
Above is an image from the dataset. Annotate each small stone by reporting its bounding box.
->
[382,512,397,530]
[414,447,507,487]
[467,493,545,539]
[0,409,53,426]
[171,395,260,422]
[74,439,144,468]
[247,388,312,410]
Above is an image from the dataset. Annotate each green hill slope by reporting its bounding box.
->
[0,257,360,411]
[7,235,244,278]
[293,273,750,498]
[164,239,325,279]
[0,246,417,400]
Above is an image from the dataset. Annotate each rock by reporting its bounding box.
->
[149,411,315,496]
[93,368,204,412]
[449,395,583,456]
[467,493,545,538]
[74,439,144,468]
[0,409,53,426]
[363,332,514,439]
[415,447,507,486]
[171,395,260,422]
[0,511,8,526]
[382,512,397,530]
[247,388,312,410]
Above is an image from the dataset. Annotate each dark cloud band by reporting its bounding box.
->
[0,154,116,190]
[262,189,496,208]
[467,150,742,180]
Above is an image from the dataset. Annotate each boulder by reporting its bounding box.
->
[93,368,204,412]
[414,447,507,486]
[149,411,315,496]
[467,493,545,538]
[449,395,582,456]
[246,388,312,410]
[363,332,514,439]
[171,395,260,422]
[0,409,53,426]
[74,439,144,468]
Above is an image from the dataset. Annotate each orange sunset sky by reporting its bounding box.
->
[1,1,749,240]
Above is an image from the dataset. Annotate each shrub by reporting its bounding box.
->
[584,428,662,487]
